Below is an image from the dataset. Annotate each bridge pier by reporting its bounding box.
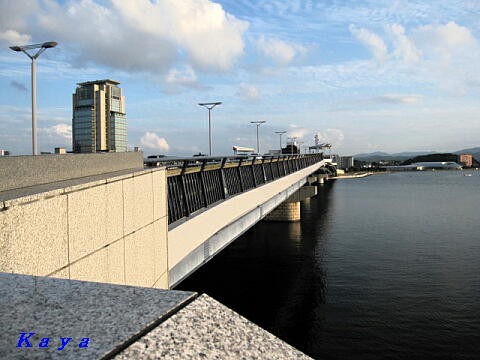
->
[264,184,317,222]
[264,201,301,222]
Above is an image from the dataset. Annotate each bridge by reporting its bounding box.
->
[0,151,330,289]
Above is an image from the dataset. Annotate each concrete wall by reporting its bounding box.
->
[0,152,144,192]
[0,167,169,289]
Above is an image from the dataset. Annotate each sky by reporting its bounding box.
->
[0,0,479,156]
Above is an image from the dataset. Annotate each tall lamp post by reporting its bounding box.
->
[275,131,286,153]
[287,136,298,155]
[198,102,222,156]
[250,121,266,155]
[10,41,58,155]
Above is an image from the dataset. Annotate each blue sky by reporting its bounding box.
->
[1,0,479,156]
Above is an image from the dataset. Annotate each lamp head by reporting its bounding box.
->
[42,41,58,49]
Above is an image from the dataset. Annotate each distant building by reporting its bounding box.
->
[0,150,9,156]
[458,154,473,167]
[339,156,354,169]
[55,147,67,154]
[72,79,127,153]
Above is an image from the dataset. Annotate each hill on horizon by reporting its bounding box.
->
[353,147,480,162]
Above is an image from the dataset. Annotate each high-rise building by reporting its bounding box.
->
[72,79,127,153]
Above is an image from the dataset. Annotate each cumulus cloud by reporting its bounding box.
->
[140,132,170,151]
[1,0,248,73]
[387,24,421,65]
[257,35,307,66]
[288,125,311,140]
[349,25,387,63]
[39,123,72,142]
[0,29,31,45]
[10,80,28,93]
[237,83,260,100]
[316,129,345,146]
[413,21,477,64]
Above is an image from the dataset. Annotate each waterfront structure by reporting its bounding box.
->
[72,79,127,153]
[384,162,463,171]
[339,156,354,169]
[458,154,473,167]
[0,150,9,156]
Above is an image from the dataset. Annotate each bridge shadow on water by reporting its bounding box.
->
[176,182,335,357]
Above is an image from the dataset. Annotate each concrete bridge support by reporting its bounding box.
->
[264,185,317,222]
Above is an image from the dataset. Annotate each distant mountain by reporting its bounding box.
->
[453,147,480,160]
[353,150,435,162]
[352,148,480,162]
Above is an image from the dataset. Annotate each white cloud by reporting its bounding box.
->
[0,30,31,45]
[41,123,72,140]
[349,25,387,63]
[1,0,248,73]
[166,65,198,85]
[288,125,311,140]
[387,24,421,65]
[413,21,477,64]
[257,35,307,66]
[316,129,345,146]
[140,132,170,151]
[237,83,260,100]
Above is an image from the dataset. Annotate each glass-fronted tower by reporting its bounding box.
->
[72,79,127,153]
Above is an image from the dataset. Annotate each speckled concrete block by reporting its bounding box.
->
[123,174,154,235]
[152,169,167,220]
[0,273,195,359]
[67,185,109,262]
[115,294,313,360]
[106,239,126,285]
[105,181,125,245]
[124,225,157,287]
[0,196,68,276]
[70,247,109,283]
[153,217,168,282]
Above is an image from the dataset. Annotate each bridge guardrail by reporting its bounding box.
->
[147,154,323,225]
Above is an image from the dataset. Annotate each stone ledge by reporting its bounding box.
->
[115,294,312,360]
[0,273,195,359]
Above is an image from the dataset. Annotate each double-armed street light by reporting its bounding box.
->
[198,102,222,156]
[250,121,266,155]
[275,131,286,153]
[287,136,298,155]
[10,41,58,155]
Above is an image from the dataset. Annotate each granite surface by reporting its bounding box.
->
[0,273,195,359]
[115,294,313,360]
[0,152,144,193]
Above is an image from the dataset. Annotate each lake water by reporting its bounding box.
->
[177,171,480,359]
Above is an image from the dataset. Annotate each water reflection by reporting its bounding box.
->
[177,183,334,349]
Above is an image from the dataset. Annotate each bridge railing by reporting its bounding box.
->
[147,153,323,225]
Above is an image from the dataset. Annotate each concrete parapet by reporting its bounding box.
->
[0,152,144,192]
[264,202,301,222]
[0,166,169,289]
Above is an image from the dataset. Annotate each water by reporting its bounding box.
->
[177,171,480,359]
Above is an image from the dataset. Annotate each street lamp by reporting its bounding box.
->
[287,136,298,155]
[198,102,222,156]
[250,121,266,155]
[10,41,58,155]
[275,131,286,153]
